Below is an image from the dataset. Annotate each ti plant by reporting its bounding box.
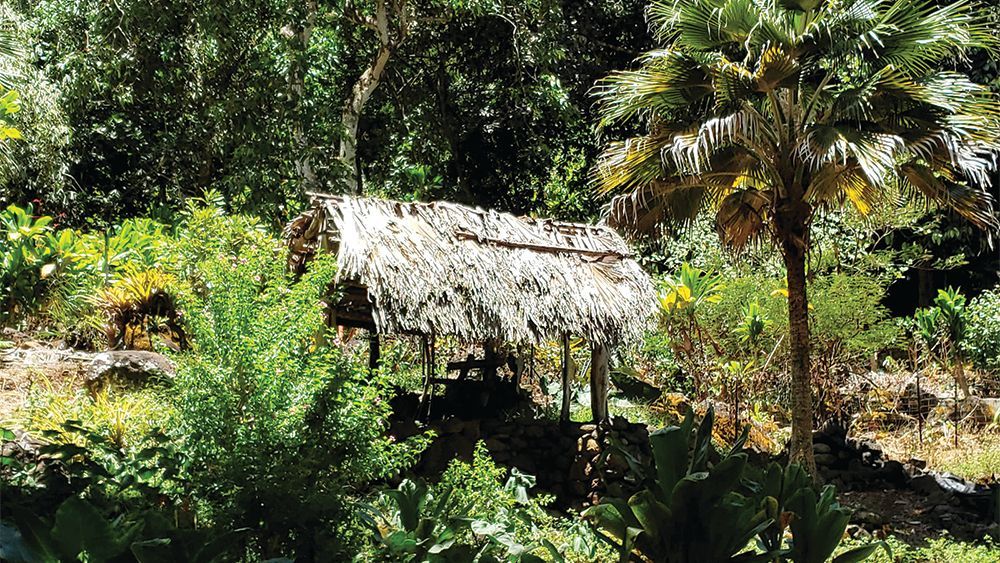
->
[913,307,943,353]
[736,301,771,351]
[583,407,771,563]
[658,263,725,396]
[752,463,889,563]
[584,408,887,563]
[914,287,972,397]
[934,287,967,346]
[658,263,723,317]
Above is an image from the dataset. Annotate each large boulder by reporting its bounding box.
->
[86,350,176,390]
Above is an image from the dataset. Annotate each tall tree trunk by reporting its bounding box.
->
[339,0,396,194]
[777,203,818,478]
[782,236,818,477]
[289,0,318,197]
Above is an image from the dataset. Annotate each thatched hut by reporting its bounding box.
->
[285,194,657,421]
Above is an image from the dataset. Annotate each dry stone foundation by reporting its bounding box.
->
[401,416,651,508]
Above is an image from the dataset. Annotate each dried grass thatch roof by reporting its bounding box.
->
[285,194,656,347]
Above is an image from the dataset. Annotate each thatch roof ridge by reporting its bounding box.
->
[288,193,657,346]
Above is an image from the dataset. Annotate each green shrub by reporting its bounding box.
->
[0,203,61,325]
[1,431,245,563]
[838,535,999,563]
[963,286,1000,373]
[168,190,271,282]
[809,274,901,358]
[360,444,611,562]
[170,248,426,558]
[699,274,786,359]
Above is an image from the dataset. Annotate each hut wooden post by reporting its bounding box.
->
[368,333,380,372]
[419,335,436,419]
[512,345,525,390]
[590,343,609,422]
[560,335,572,422]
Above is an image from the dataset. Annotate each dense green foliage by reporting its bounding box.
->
[358,444,600,561]
[962,285,1000,374]
[2,0,1000,560]
[2,202,431,559]
[1,0,651,224]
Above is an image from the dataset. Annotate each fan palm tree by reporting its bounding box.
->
[593,0,1000,474]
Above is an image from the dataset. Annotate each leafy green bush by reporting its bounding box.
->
[699,274,785,359]
[1,494,246,563]
[170,248,426,558]
[3,407,256,563]
[963,286,1000,373]
[0,419,237,563]
[168,190,271,283]
[1,203,61,325]
[808,274,901,359]
[360,444,610,562]
[359,475,560,562]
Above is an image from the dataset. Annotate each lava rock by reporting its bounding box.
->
[86,350,175,390]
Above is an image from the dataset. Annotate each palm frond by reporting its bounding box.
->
[898,162,997,229]
[606,181,709,235]
[715,189,770,250]
[869,0,996,76]
[594,51,712,128]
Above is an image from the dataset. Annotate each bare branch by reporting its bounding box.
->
[344,0,378,32]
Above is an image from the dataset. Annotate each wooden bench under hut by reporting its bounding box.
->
[284,194,657,421]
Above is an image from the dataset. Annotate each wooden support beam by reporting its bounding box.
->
[419,335,431,418]
[560,335,572,422]
[590,343,609,422]
[445,357,505,372]
[368,333,380,372]
[418,334,437,419]
[512,346,525,390]
[454,230,629,259]
[482,339,501,382]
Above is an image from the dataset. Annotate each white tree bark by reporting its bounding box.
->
[339,0,408,194]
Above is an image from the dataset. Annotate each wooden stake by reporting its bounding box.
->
[916,371,923,445]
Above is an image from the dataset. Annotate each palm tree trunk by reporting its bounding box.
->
[782,238,818,478]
